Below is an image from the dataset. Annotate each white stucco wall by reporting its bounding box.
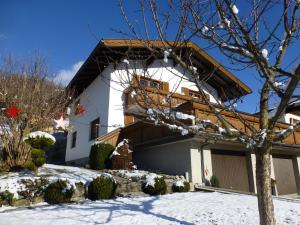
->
[66,59,221,162]
[65,68,111,162]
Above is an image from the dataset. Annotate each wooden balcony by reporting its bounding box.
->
[124,88,300,146]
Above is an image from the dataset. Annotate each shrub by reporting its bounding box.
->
[89,143,114,170]
[0,190,14,205]
[44,180,74,204]
[142,176,167,196]
[25,136,55,149]
[88,175,116,200]
[34,156,46,167]
[210,175,220,188]
[27,148,46,170]
[172,181,190,192]
[24,161,35,171]
[18,178,49,200]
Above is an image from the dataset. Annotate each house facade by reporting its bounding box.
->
[65,39,300,196]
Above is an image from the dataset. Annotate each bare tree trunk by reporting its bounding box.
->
[255,147,275,225]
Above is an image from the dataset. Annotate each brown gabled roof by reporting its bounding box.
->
[68,39,252,100]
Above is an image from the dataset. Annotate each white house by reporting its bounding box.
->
[65,39,300,196]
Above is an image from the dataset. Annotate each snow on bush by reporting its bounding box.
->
[174,180,184,187]
[172,180,190,192]
[145,174,158,188]
[143,175,167,196]
[23,131,56,143]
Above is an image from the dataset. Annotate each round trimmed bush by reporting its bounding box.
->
[25,136,55,149]
[0,190,14,205]
[210,175,220,188]
[142,176,167,196]
[172,181,190,193]
[88,175,116,200]
[44,180,74,204]
[31,148,46,168]
[89,143,114,170]
[24,161,35,171]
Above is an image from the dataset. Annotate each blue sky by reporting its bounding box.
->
[0,1,299,113]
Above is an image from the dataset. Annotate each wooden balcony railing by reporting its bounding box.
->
[124,88,300,146]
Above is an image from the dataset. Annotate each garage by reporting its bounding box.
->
[211,150,250,192]
[273,155,297,195]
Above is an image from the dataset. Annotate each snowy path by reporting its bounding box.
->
[1,192,300,225]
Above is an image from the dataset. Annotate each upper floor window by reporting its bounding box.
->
[289,118,299,125]
[138,77,162,89]
[90,117,100,140]
[182,87,209,101]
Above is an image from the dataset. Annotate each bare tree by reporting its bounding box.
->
[0,55,71,170]
[115,0,300,224]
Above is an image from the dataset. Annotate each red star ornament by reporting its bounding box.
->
[78,105,86,116]
[6,106,21,118]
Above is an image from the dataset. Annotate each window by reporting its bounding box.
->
[138,77,162,89]
[289,118,299,125]
[90,118,100,140]
[150,80,161,88]
[182,87,210,101]
[132,75,169,92]
[139,79,148,87]
[188,90,202,99]
[71,131,77,148]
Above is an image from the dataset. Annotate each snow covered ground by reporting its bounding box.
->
[0,164,156,199]
[0,164,103,198]
[1,192,300,225]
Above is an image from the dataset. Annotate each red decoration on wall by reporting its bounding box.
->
[78,105,86,116]
[6,106,21,118]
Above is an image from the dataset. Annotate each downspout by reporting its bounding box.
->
[200,142,210,185]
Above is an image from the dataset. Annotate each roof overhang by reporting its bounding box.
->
[67,39,252,100]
